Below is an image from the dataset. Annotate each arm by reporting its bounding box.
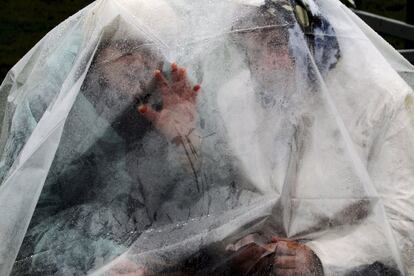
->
[365,94,414,273]
[306,94,414,275]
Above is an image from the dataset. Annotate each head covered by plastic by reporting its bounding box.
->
[0,0,414,275]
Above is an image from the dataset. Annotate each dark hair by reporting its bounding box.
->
[233,0,341,76]
[286,0,341,73]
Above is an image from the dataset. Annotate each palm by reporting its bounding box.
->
[138,64,200,144]
[227,235,323,275]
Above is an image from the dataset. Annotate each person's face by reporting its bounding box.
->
[241,27,295,86]
[238,27,297,108]
[97,43,163,98]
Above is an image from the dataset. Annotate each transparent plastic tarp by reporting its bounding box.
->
[1,0,414,275]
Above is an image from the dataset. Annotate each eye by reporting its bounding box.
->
[268,41,289,48]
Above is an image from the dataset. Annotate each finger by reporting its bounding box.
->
[229,244,268,274]
[172,67,186,82]
[171,62,178,72]
[233,244,266,259]
[170,64,189,98]
[170,62,178,80]
[153,69,169,88]
[154,69,165,81]
[248,254,274,275]
[272,236,293,243]
[178,84,201,104]
[274,256,296,269]
[193,84,201,93]
[262,242,278,253]
[226,234,263,252]
[275,241,298,256]
[153,70,174,102]
[137,104,159,123]
[137,104,148,114]
[171,65,186,82]
[189,84,201,99]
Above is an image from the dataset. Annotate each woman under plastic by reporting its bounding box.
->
[2,1,259,275]
[0,0,414,275]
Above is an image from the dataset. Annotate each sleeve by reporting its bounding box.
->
[306,93,414,275]
[365,94,414,274]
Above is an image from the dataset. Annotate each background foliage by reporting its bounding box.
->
[0,0,410,81]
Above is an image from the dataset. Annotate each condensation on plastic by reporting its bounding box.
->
[0,0,413,275]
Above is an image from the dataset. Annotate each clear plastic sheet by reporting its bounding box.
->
[0,0,414,275]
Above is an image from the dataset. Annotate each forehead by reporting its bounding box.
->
[98,40,144,55]
[235,26,290,51]
[234,1,295,29]
[237,26,288,39]
[96,41,158,62]
[232,4,293,48]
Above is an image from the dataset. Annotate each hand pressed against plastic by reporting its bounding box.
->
[95,42,201,145]
[137,63,201,145]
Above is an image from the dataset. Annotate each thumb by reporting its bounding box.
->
[137,104,159,123]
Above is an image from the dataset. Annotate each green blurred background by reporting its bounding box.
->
[0,0,411,81]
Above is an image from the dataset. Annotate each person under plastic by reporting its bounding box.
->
[5,3,260,275]
[0,0,413,275]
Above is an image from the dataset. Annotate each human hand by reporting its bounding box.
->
[137,63,201,145]
[227,235,323,275]
[270,237,323,276]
